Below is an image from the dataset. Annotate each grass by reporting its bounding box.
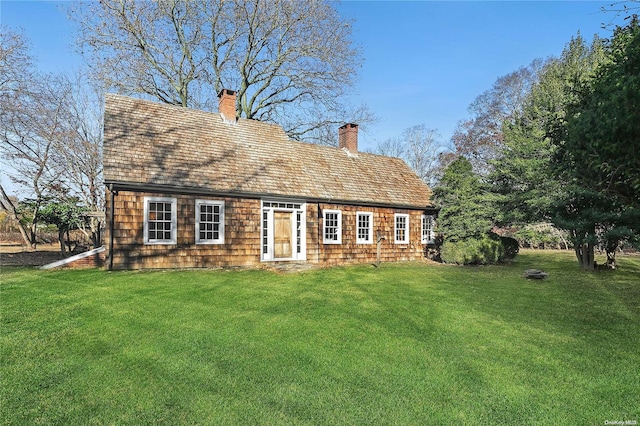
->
[1,250,639,425]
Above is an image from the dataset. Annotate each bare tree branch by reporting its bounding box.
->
[451,58,548,175]
[1,27,104,248]
[67,0,372,142]
[0,184,32,247]
[376,125,448,187]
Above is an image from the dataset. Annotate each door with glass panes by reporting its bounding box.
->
[261,201,306,261]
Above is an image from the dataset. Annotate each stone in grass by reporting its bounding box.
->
[524,269,549,279]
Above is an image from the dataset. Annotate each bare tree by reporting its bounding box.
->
[67,0,373,142]
[56,73,105,247]
[451,59,548,175]
[1,27,83,248]
[68,0,211,108]
[0,72,75,248]
[0,26,34,94]
[1,27,34,247]
[0,184,31,246]
[376,125,447,187]
[1,27,105,249]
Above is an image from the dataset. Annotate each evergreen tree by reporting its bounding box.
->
[558,17,640,268]
[433,157,505,264]
[490,34,607,227]
[565,17,640,209]
[434,157,496,242]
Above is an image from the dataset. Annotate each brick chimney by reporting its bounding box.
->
[338,123,358,152]
[218,89,237,122]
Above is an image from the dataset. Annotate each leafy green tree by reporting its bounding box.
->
[490,34,607,228]
[565,17,640,209]
[557,17,640,268]
[433,157,506,264]
[491,118,559,225]
[434,157,496,242]
[487,33,629,270]
[39,197,88,256]
[552,186,639,269]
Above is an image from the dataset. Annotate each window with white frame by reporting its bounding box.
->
[195,200,224,244]
[144,196,177,244]
[323,210,342,244]
[394,213,409,244]
[356,212,373,244]
[422,214,435,244]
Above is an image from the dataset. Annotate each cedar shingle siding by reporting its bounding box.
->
[104,94,435,269]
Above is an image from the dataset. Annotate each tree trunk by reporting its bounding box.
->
[605,240,618,269]
[91,221,102,249]
[58,227,67,257]
[29,198,42,251]
[606,250,616,269]
[559,234,569,250]
[0,184,33,249]
[30,222,38,250]
[574,243,595,270]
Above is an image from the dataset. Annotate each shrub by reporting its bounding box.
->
[441,234,505,265]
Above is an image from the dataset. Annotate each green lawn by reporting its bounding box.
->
[1,251,639,425]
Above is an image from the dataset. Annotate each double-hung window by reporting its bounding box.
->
[394,213,409,244]
[356,212,373,244]
[196,200,224,244]
[323,210,342,244]
[422,214,435,244]
[144,197,177,244]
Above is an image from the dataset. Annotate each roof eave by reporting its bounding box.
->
[104,180,435,211]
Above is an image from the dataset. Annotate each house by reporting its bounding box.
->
[103,90,436,269]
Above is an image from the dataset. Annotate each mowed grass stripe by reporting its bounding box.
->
[1,251,638,424]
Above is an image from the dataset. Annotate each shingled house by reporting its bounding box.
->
[103,91,436,269]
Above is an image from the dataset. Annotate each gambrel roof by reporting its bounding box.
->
[103,94,433,209]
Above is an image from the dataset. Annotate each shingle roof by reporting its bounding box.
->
[103,94,433,209]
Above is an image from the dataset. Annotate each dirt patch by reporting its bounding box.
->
[0,244,65,267]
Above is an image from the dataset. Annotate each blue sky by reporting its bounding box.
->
[1,0,622,154]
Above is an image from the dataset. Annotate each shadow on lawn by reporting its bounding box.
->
[441,251,639,349]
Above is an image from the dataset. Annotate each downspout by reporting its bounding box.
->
[108,184,116,271]
[317,203,322,264]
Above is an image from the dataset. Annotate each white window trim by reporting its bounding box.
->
[143,196,177,245]
[323,209,342,244]
[394,213,409,244]
[422,214,435,244]
[356,211,373,244]
[195,199,225,244]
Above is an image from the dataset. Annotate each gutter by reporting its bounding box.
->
[104,180,438,213]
